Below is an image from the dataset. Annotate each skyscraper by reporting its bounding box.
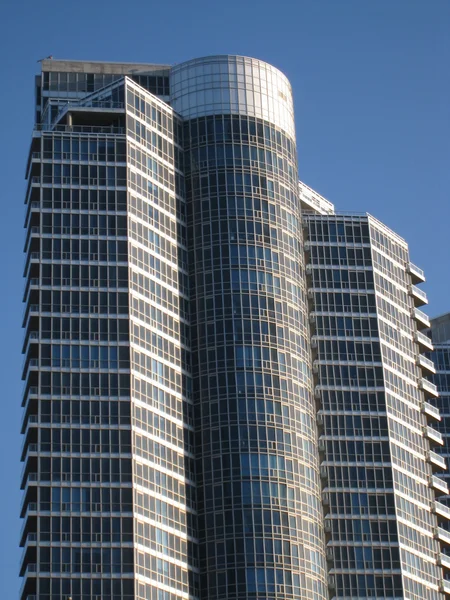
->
[20,55,449,600]
[303,208,450,599]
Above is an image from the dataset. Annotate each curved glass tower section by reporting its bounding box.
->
[171,56,328,600]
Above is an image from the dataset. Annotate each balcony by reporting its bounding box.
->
[18,563,37,600]
[439,553,450,570]
[423,400,441,421]
[22,332,39,359]
[23,251,40,279]
[410,284,428,307]
[21,474,38,511]
[19,501,38,550]
[20,533,37,570]
[420,378,439,399]
[415,331,434,351]
[440,579,450,595]
[417,355,437,375]
[22,442,38,462]
[24,199,41,231]
[428,450,447,470]
[22,277,39,305]
[413,307,431,329]
[22,303,39,330]
[22,281,39,313]
[435,502,450,520]
[426,426,444,446]
[431,475,449,495]
[24,223,40,249]
[408,262,426,284]
[21,421,38,459]
[22,358,38,382]
[436,527,450,545]
[21,385,38,411]
[21,414,38,438]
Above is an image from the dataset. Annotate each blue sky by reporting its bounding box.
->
[0,0,449,594]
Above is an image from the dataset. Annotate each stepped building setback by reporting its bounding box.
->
[20,55,450,600]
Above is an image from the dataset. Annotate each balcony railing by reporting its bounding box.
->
[435,501,450,520]
[23,200,40,230]
[439,553,450,570]
[22,358,38,381]
[417,355,437,375]
[426,426,444,445]
[18,564,37,600]
[429,450,447,470]
[423,401,441,421]
[22,331,39,357]
[436,527,450,545]
[440,579,450,595]
[432,475,449,495]
[420,378,439,398]
[415,331,434,351]
[21,385,38,412]
[413,307,431,329]
[35,124,126,135]
[411,284,428,306]
[408,262,426,283]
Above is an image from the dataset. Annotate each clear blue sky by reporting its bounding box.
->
[0,0,449,595]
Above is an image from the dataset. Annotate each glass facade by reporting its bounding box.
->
[175,55,327,600]
[429,315,450,577]
[125,78,197,600]
[303,213,450,599]
[20,55,450,600]
[429,313,450,498]
[21,78,134,600]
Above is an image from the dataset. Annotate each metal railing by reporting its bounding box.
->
[411,284,428,302]
[418,355,436,372]
[429,450,447,469]
[437,527,450,544]
[415,331,433,349]
[409,262,425,280]
[427,426,444,445]
[414,307,431,324]
[420,378,439,396]
[436,501,450,519]
[423,401,441,420]
[432,475,449,494]
[35,124,125,134]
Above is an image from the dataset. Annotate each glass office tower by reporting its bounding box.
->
[20,56,328,600]
[303,209,450,599]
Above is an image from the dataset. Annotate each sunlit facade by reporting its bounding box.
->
[20,56,328,600]
[429,313,450,499]
[429,314,450,571]
[303,209,450,598]
[20,55,450,600]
